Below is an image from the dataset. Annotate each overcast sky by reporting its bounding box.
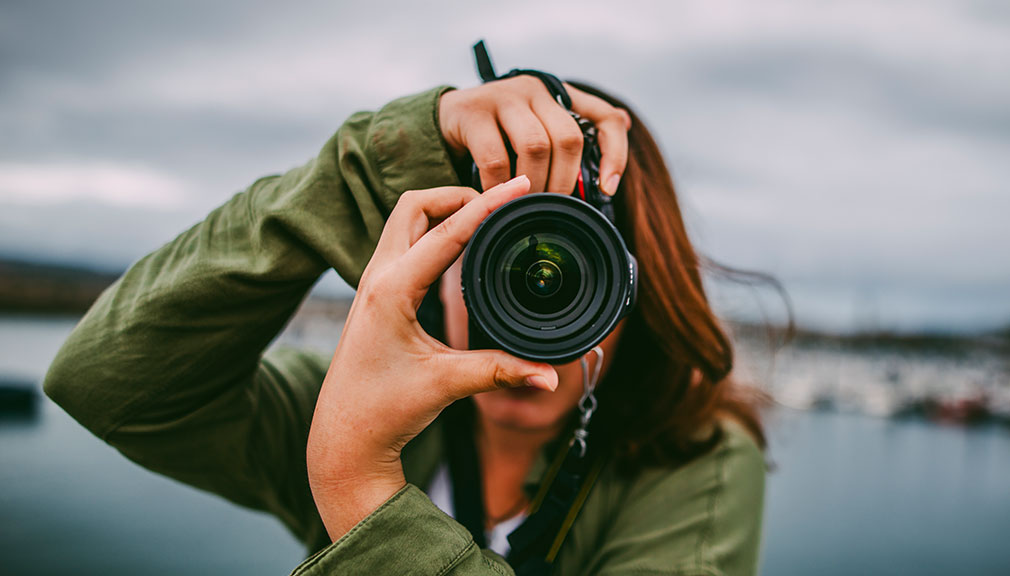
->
[1,0,1008,333]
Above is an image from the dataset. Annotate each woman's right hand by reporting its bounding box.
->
[438,76,632,197]
[305,175,557,542]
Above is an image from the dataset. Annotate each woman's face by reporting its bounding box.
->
[439,256,622,433]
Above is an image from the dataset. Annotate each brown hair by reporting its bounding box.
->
[570,81,771,471]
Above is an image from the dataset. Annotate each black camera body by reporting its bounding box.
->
[461,112,638,364]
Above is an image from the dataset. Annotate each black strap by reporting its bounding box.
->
[472,40,573,110]
[443,400,487,548]
[473,40,499,84]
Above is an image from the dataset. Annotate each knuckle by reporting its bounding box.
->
[482,154,510,175]
[509,75,541,94]
[430,219,453,240]
[455,87,491,113]
[457,95,483,116]
[358,279,387,308]
[605,108,630,129]
[431,218,465,248]
[520,134,551,159]
[557,129,584,154]
[396,189,423,211]
[618,108,632,127]
[492,363,513,390]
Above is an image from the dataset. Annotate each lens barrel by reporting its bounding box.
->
[462,193,637,364]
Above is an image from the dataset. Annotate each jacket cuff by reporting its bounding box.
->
[368,85,462,214]
[290,484,477,575]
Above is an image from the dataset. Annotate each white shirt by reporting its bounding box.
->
[427,463,528,558]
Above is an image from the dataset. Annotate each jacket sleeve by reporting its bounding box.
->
[43,86,461,542]
[289,485,517,576]
[286,422,765,576]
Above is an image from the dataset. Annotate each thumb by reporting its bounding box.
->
[442,349,558,399]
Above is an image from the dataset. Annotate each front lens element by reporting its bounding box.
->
[504,233,584,317]
[526,260,562,297]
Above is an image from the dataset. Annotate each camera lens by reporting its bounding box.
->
[462,194,636,364]
[506,235,580,316]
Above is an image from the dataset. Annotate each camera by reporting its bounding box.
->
[461,113,638,364]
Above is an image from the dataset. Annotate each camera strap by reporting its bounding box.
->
[443,400,489,549]
[473,40,573,110]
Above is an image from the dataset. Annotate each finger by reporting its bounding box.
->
[594,114,630,196]
[372,186,480,264]
[531,95,583,195]
[462,112,512,191]
[437,349,559,401]
[398,175,531,298]
[567,85,631,196]
[498,103,551,194]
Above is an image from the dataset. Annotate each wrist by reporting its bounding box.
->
[308,461,407,542]
[306,415,407,537]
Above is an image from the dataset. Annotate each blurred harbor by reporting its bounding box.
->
[733,324,1010,426]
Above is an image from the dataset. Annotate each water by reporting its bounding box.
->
[2,317,1009,575]
[0,317,305,576]
[763,411,1010,574]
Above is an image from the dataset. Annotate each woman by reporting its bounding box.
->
[45,75,766,575]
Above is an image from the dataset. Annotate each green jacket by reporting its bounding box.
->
[44,86,766,576]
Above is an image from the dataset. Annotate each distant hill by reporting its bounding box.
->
[729,319,1010,357]
[0,258,123,315]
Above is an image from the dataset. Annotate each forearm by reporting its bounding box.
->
[44,86,459,439]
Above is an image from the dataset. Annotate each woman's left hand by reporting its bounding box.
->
[305,175,558,542]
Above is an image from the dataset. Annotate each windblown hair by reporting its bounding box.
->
[570,81,772,471]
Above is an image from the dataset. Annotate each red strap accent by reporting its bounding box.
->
[577,173,586,201]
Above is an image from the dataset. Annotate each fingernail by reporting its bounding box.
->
[604,174,621,196]
[525,374,554,391]
[504,174,529,187]
[490,174,529,194]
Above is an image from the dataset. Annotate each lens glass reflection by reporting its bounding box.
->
[526,260,562,297]
[504,233,582,316]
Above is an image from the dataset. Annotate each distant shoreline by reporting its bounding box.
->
[0,258,122,315]
[0,257,358,319]
[2,257,1007,351]
[729,320,1010,357]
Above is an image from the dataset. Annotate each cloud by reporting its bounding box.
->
[0,200,200,268]
[0,162,192,208]
[0,0,1007,332]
